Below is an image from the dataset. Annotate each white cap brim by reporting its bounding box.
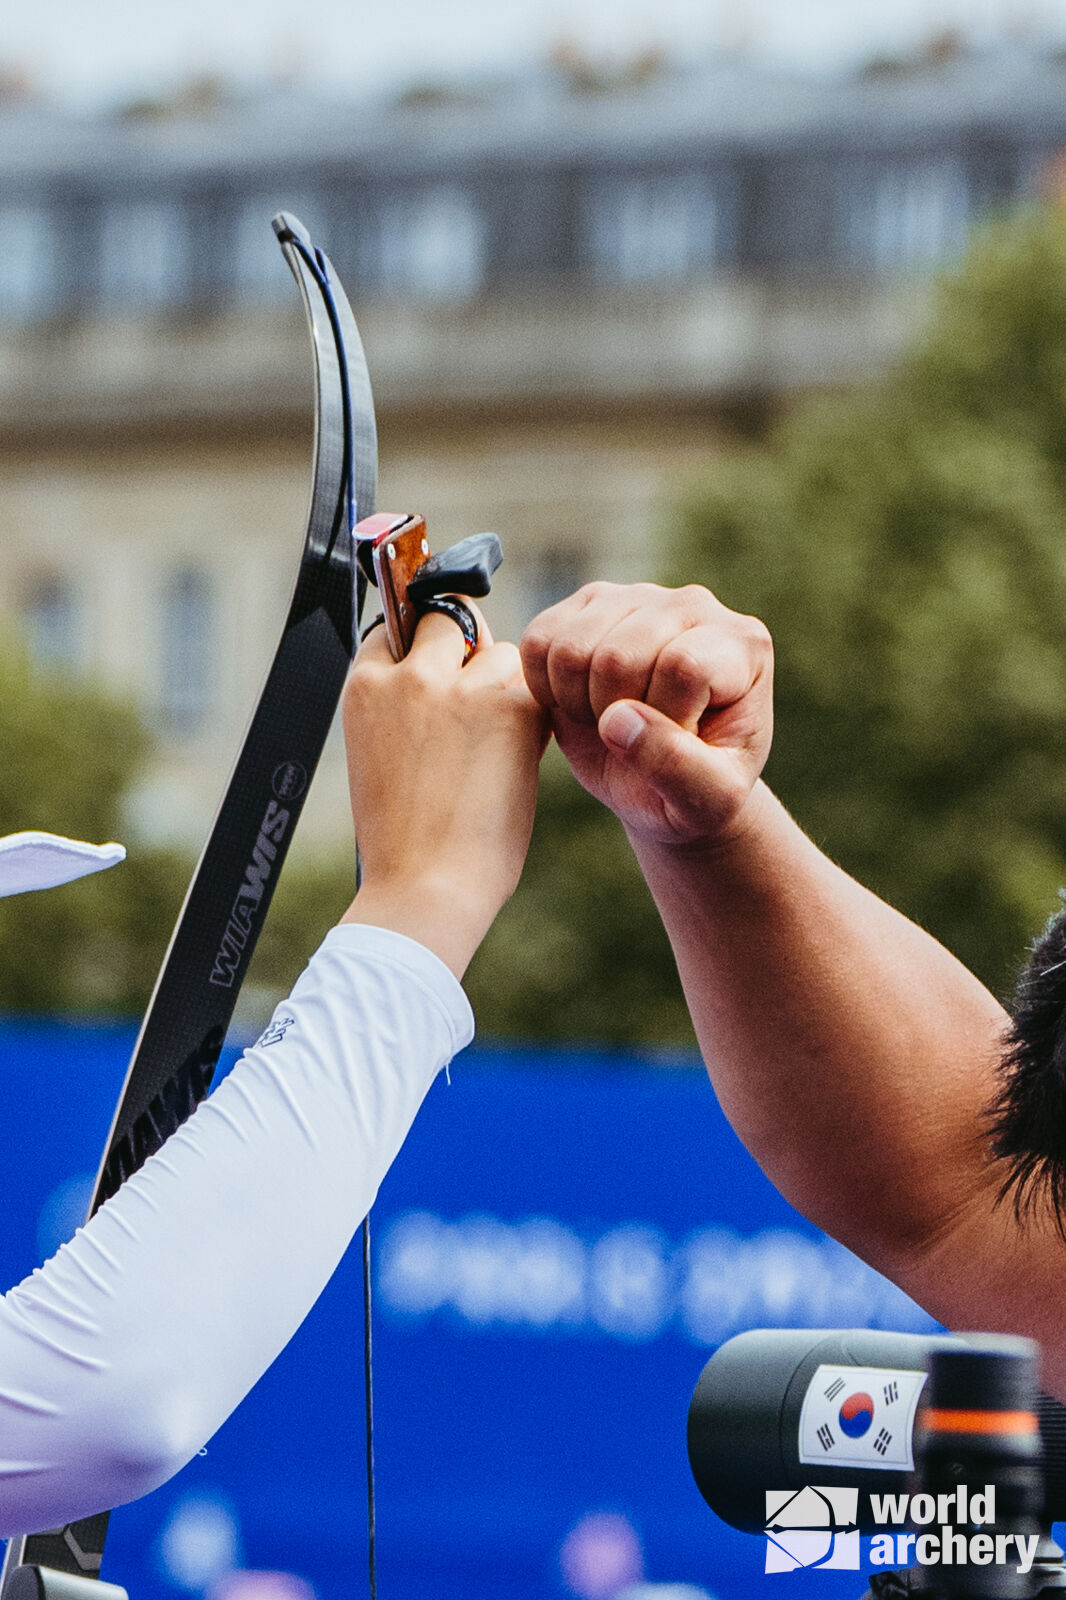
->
[0,832,127,898]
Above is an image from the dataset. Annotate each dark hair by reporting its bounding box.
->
[991,893,1066,1233]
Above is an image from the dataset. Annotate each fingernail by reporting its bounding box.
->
[601,703,644,750]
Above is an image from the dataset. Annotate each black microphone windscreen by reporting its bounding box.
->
[688,1329,1066,1534]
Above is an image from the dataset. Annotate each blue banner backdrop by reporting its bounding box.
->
[0,1023,938,1600]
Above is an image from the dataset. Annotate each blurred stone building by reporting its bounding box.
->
[0,42,1063,843]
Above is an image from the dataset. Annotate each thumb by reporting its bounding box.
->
[598,699,743,830]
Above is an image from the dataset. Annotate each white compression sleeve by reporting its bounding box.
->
[0,923,473,1536]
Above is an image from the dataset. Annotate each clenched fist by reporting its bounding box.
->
[520,582,773,847]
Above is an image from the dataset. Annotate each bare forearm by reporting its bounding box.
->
[341,879,493,981]
[517,581,1051,1344]
[630,781,1008,1271]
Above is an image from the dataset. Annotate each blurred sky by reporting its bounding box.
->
[5,0,1066,108]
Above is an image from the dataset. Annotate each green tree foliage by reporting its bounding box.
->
[663,207,1066,998]
[11,208,1066,1036]
[0,644,188,1013]
[0,636,359,1021]
[465,748,692,1046]
[470,208,1066,1037]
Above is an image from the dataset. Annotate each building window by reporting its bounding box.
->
[159,568,213,734]
[0,204,56,322]
[373,186,487,301]
[21,573,80,673]
[98,198,187,308]
[582,171,719,284]
[837,158,970,271]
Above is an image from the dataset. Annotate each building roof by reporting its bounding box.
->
[2,43,1066,191]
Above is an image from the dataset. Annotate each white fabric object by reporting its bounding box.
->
[0,922,473,1536]
[0,833,126,898]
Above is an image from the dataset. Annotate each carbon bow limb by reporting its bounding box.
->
[0,214,370,1600]
[1,213,503,1600]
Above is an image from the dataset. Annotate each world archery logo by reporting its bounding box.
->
[764,1486,860,1574]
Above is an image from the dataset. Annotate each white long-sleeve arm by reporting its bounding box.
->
[0,923,473,1536]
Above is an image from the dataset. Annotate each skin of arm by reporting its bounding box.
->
[341,605,548,974]
[0,603,549,1535]
[520,581,1066,1398]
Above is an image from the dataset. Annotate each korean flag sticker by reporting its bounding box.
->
[798,1364,927,1470]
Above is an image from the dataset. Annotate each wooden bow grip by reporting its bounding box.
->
[355,513,430,660]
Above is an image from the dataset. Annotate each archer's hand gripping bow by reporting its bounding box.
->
[0,214,500,1600]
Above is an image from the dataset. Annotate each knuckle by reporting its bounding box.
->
[605,579,666,611]
[519,622,550,664]
[658,638,709,693]
[404,653,445,693]
[739,613,774,660]
[490,640,522,675]
[341,663,370,712]
[589,637,638,685]
[677,582,720,615]
[547,635,591,678]
[575,579,618,604]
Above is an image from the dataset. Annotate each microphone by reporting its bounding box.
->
[687,1329,1066,1534]
[917,1341,1045,1596]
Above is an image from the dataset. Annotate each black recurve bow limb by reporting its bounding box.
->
[0,212,374,1600]
[2,212,503,1600]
